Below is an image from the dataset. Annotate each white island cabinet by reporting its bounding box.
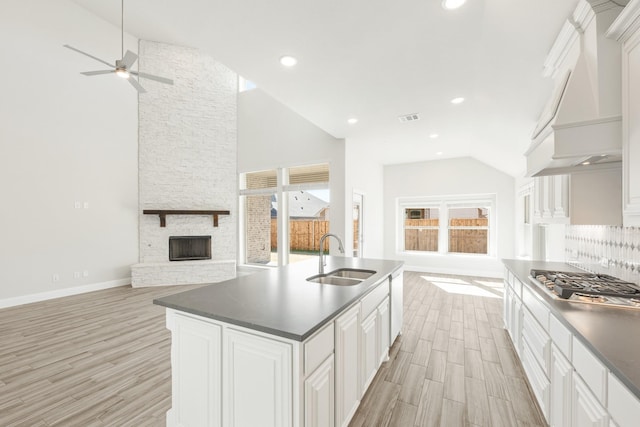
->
[163,269,399,427]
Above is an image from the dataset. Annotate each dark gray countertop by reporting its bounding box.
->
[154,256,404,342]
[503,259,640,400]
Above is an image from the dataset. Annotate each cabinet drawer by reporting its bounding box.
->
[361,280,389,318]
[572,337,607,405]
[608,373,640,427]
[522,309,550,374]
[522,338,550,420]
[304,322,335,377]
[513,277,523,299]
[549,314,572,359]
[522,285,549,331]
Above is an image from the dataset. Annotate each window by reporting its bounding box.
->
[403,207,439,252]
[240,163,330,266]
[399,195,495,256]
[447,206,489,254]
[285,164,330,263]
[239,76,257,92]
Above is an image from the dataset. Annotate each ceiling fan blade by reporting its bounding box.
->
[121,50,138,69]
[131,71,174,85]
[81,70,115,76]
[63,44,114,68]
[127,77,147,94]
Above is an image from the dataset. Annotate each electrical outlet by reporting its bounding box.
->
[74,201,81,209]
[599,258,610,269]
[73,271,80,279]
[52,274,60,282]
[83,270,89,277]
[83,202,89,209]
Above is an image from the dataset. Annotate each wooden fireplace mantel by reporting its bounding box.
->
[143,210,230,227]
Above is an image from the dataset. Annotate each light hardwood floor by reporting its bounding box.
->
[0,272,544,426]
[349,272,546,427]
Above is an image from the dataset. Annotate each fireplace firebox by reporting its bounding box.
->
[169,236,212,261]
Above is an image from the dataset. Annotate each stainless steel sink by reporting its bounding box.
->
[307,268,376,286]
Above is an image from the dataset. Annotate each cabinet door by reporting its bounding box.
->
[623,26,640,225]
[504,286,513,339]
[171,313,222,427]
[335,304,360,427]
[521,338,550,421]
[225,329,292,427]
[503,281,511,331]
[511,297,522,355]
[305,355,335,427]
[390,272,403,343]
[550,345,572,427]
[360,310,377,393]
[377,296,390,366]
[572,373,608,427]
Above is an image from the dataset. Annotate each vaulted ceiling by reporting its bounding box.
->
[72,0,580,176]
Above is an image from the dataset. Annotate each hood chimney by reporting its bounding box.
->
[525,0,628,177]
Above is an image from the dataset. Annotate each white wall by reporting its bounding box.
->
[383,157,515,277]
[237,89,346,252]
[0,0,138,304]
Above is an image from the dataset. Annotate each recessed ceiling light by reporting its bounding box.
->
[436,151,443,156]
[442,0,467,10]
[280,56,297,67]
[347,118,358,124]
[451,97,465,104]
[429,133,439,139]
[582,161,591,165]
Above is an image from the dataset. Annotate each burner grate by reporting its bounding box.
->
[531,269,640,300]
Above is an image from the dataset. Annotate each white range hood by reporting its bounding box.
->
[525,0,628,177]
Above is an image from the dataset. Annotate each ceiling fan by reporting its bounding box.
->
[63,0,173,93]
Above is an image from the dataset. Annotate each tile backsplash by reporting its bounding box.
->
[565,225,640,284]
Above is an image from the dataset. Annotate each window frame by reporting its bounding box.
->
[398,194,497,257]
[239,163,330,267]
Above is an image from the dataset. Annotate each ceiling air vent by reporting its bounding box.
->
[398,113,420,123]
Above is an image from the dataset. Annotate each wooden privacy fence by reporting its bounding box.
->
[270,219,360,252]
[271,219,330,252]
[404,218,488,254]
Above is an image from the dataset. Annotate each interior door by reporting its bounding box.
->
[352,192,364,257]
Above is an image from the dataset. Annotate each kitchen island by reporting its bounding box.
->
[503,259,640,427]
[154,256,403,427]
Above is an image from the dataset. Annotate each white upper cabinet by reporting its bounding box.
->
[608,0,640,226]
[533,175,570,224]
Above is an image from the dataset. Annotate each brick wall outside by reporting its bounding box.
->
[246,195,272,264]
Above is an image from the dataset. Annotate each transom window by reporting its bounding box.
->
[240,163,330,267]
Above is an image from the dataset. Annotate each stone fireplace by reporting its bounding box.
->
[131,40,237,287]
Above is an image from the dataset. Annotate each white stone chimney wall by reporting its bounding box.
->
[132,40,237,286]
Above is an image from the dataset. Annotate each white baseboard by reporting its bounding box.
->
[404,264,504,279]
[0,278,131,309]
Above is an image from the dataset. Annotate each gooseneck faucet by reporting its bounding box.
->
[319,233,345,275]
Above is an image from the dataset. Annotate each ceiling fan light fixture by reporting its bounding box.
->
[116,68,130,79]
[442,0,467,10]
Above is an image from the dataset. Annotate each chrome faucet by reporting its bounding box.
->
[318,233,345,275]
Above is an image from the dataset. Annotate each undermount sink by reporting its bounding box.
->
[307,268,376,286]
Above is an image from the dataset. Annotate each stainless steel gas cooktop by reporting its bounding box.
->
[529,269,640,309]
